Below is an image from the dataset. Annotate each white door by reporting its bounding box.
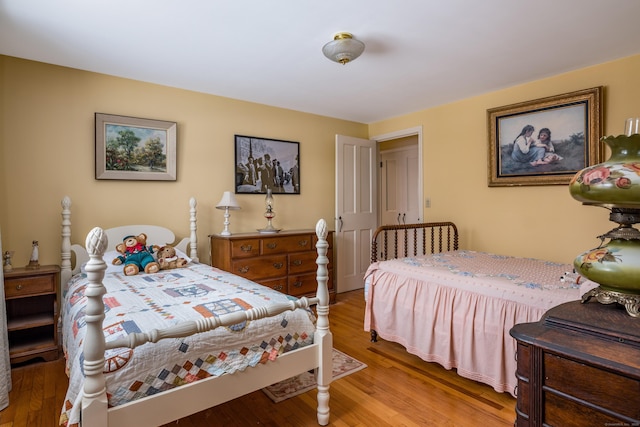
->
[335,135,377,293]
[380,145,420,226]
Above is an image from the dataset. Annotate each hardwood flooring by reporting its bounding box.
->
[0,289,516,426]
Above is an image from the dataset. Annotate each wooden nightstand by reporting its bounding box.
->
[3,265,60,364]
[210,230,335,303]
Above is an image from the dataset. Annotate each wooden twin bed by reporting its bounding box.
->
[365,222,590,397]
[59,196,332,426]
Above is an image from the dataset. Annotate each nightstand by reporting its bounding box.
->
[3,265,60,364]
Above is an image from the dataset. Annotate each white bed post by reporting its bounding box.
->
[81,227,109,427]
[61,196,72,288]
[188,197,199,263]
[314,219,332,426]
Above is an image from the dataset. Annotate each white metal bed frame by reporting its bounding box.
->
[60,196,333,426]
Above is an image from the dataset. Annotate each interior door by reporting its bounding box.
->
[380,145,420,226]
[335,135,377,293]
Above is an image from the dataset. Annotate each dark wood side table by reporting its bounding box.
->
[3,265,60,364]
[510,300,640,426]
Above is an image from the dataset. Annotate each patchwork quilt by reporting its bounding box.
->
[60,263,316,426]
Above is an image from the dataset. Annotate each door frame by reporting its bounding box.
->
[371,126,424,225]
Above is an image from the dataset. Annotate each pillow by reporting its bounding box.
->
[103,250,126,273]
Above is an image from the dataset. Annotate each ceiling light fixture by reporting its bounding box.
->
[322,32,365,65]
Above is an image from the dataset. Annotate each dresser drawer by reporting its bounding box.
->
[4,275,56,298]
[544,353,640,419]
[545,390,624,427]
[231,255,287,280]
[289,251,318,274]
[262,235,312,255]
[288,272,318,296]
[230,239,261,258]
[289,250,333,274]
[289,271,333,296]
[260,277,288,294]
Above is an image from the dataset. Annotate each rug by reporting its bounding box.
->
[262,349,367,403]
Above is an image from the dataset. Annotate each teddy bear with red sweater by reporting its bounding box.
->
[113,233,160,276]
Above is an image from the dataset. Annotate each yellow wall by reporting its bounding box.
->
[370,54,640,263]
[0,55,367,266]
[2,54,640,268]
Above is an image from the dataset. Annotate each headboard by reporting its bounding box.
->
[60,196,199,286]
[371,222,459,263]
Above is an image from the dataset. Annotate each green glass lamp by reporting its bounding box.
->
[569,118,640,317]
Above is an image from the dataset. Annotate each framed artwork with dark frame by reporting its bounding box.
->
[95,113,177,181]
[487,87,602,187]
[234,135,300,194]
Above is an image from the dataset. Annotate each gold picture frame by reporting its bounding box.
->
[487,87,602,187]
[95,113,177,181]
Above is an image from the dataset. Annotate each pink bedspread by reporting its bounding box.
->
[364,250,594,397]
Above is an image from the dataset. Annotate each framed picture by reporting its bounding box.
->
[487,87,602,187]
[95,113,177,181]
[234,135,300,194]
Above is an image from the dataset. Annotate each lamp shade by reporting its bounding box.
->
[216,191,240,210]
[322,32,365,65]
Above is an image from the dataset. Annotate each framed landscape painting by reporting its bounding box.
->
[95,113,177,181]
[487,87,602,186]
[234,135,300,194]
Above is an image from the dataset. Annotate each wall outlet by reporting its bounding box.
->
[425,198,431,208]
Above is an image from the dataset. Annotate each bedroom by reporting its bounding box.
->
[2,1,640,425]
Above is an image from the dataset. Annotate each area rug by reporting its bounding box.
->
[262,349,367,403]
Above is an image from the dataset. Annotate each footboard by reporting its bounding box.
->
[371,222,459,263]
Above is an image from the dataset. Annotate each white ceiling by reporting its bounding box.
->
[2,0,640,124]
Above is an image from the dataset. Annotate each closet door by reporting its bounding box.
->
[380,146,422,257]
[380,145,419,225]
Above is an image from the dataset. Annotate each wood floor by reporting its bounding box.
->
[0,289,516,426]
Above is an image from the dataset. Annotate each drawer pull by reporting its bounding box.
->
[293,260,303,266]
[240,245,253,252]
[293,281,303,288]
[274,285,283,291]
[273,262,283,269]
[15,284,23,291]
[298,240,308,247]
[238,266,250,273]
[267,243,277,249]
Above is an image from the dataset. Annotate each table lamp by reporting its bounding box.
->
[216,191,241,236]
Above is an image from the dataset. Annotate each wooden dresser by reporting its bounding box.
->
[510,300,640,426]
[209,229,335,303]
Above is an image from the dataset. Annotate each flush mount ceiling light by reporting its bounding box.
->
[322,32,365,65]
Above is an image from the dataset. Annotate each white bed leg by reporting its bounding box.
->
[314,219,332,426]
[81,227,109,427]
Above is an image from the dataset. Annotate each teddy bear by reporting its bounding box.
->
[112,233,160,276]
[156,245,188,270]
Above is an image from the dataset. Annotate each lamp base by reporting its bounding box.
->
[257,228,281,234]
[582,286,640,317]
